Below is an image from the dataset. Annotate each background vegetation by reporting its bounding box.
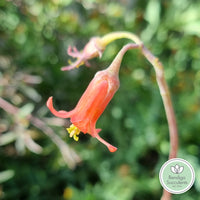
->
[0,0,200,199]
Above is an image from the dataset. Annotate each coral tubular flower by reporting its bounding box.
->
[61,37,105,71]
[47,43,139,152]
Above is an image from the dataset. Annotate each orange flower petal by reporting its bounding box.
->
[46,96,74,118]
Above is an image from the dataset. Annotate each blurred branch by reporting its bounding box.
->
[0,97,81,169]
[29,116,81,168]
[0,97,18,114]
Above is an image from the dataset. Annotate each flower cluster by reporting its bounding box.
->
[47,34,140,152]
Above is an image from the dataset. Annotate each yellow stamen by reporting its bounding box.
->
[68,59,72,64]
[75,61,84,68]
[68,59,84,69]
[67,124,80,141]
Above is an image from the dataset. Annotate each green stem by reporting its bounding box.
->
[107,43,140,75]
[101,31,142,46]
[101,31,178,200]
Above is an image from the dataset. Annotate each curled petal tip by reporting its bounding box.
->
[46,96,53,107]
[67,45,82,58]
[61,57,85,71]
[61,66,74,71]
[96,129,102,134]
[95,134,117,153]
[61,65,80,71]
[46,96,71,118]
[108,146,118,153]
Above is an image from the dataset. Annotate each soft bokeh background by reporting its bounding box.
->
[0,0,200,199]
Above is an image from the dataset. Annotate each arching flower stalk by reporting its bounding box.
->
[47,43,140,152]
[60,31,178,200]
[61,31,178,158]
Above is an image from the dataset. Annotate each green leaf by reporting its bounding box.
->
[0,170,15,184]
[18,103,34,118]
[19,85,41,102]
[0,132,17,146]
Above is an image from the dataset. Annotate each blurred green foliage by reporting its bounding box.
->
[0,0,200,199]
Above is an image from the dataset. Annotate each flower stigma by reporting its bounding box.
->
[67,124,81,141]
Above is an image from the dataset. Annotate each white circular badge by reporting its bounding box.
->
[159,158,195,194]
